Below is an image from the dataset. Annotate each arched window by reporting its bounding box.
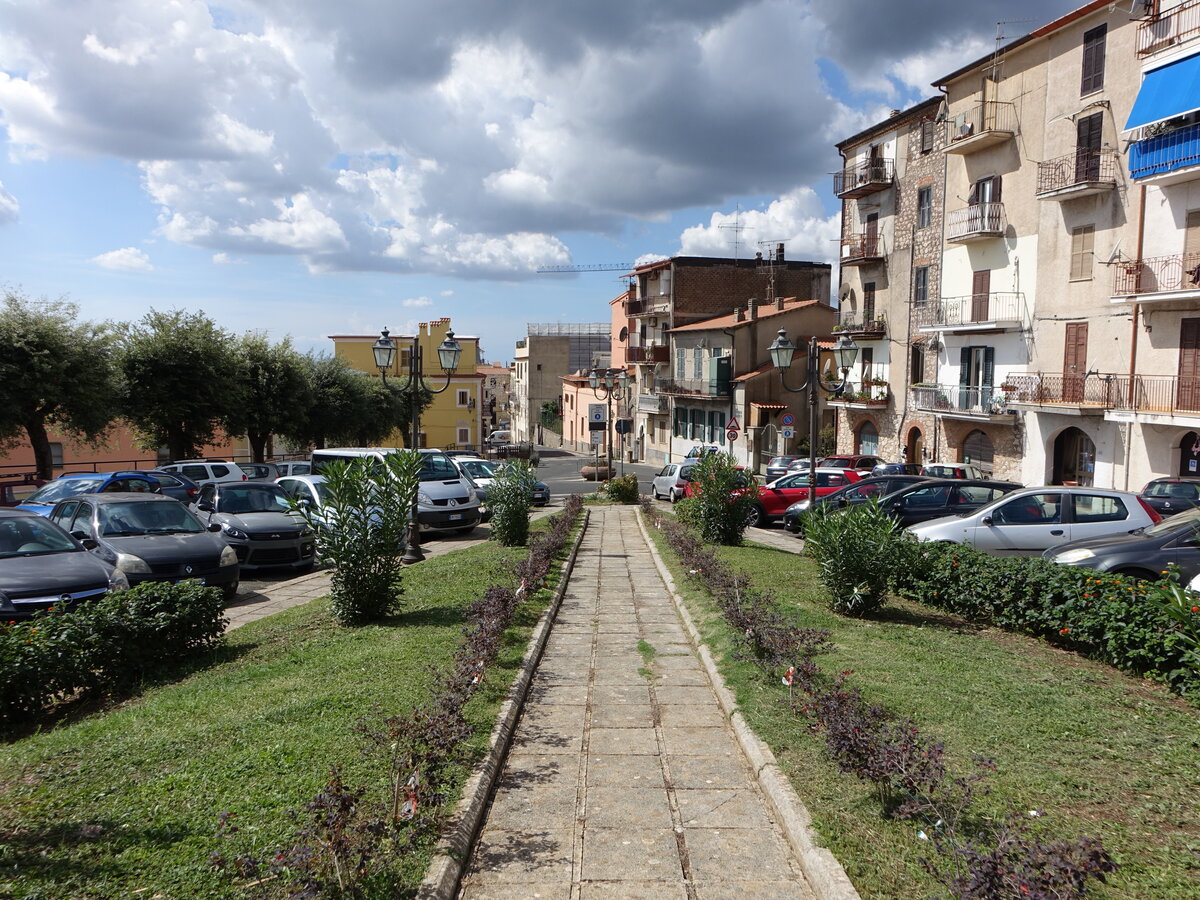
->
[963,429,994,475]
[856,420,879,456]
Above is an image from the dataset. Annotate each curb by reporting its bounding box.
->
[417,507,591,899]
[635,511,863,900]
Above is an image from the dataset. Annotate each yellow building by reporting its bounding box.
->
[331,317,484,450]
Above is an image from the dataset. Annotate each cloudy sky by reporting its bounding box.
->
[0,0,1079,361]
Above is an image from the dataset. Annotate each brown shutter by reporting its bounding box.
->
[1063,322,1088,402]
[1179,319,1200,411]
[863,282,876,321]
[971,270,991,322]
[865,212,879,255]
[1081,25,1107,95]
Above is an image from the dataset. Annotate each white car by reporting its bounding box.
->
[272,461,312,478]
[160,459,248,485]
[907,486,1162,556]
[650,462,697,502]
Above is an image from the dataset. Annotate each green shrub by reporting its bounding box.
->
[489,460,537,546]
[0,580,226,724]
[675,496,702,530]
[602,473,640,504]
[802,500,897,616]
[683,452,758,546]
[292,453,421,625]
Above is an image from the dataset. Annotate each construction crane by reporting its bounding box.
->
[536,262,633,274]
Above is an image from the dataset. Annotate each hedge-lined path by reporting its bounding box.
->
[458,505,818,899]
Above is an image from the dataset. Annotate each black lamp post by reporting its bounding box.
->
[767,329,858,504]
[588,367,633,473]
[372,326,463,565]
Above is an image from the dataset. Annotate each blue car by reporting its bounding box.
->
[16,471,161,516]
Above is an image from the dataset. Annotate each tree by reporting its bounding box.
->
[0,291,122,479]
[225,333,310,462]
[120,309,242,461]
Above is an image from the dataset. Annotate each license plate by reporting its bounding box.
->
[448,513,463,521]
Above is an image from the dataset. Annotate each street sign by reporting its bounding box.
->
[614,417,633,435]
[780,413,795,427]
[782,427,795,439]
[726,429,738,443]
[590,429,605,445]
[726,416,740,431]
[588,403,607,423]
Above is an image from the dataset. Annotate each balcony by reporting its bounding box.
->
[626,343,670,364]
[946,202,1006,243]
[624,298,645,316]
[654,378,729,399]
[840,233,885,266]
[834,158,895,199]
[828,381,889,408]
[910,383,1018,422]
[1110,374,1200,419]
[1036,149,1119,200]
[1001,374,1116,415]
[833,313,887,339]
[943,101,1018,155]
[1112,252,1200,302]
[1130,121,1200,183]
[1137,0,1200,56]
[637,392,668,414]
[915,292,1025,333]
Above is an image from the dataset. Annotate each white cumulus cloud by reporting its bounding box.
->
[0,181,18,224]
[91,246,153,271]
[402,296,433,307]
[678,188,840,267]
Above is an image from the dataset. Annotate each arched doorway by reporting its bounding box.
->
[1181,432,1200,476]
[1052,427,1096,486]
[963,429,994,476]
[856,420,879,456]
[905,426,925,464]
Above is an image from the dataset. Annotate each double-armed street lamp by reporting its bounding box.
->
[372,326,463,565]
[767,329,859,505]
[588,367,633,474]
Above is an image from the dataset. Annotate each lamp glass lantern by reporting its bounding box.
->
[588,368,600,389]
[768,329,796,370]
[831,334,859,372]
[372,329,396,371]
[437,329,462,372]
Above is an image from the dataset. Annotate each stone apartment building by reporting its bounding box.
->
[511,323,610,443]
[836,0,1200,489]
[477,362,513,434]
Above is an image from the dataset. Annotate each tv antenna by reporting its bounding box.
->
[756,239,786,303]
[719,203,747,261]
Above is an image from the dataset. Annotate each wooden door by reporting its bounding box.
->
[1178,318,1200,412]
[1075,113,1102,183]
[1063,322,1088,403]
[971,269,991,322]
[864,212,879,256]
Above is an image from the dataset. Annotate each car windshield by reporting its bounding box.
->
[0,515,80,557]
[98,501,205,536]
[25,477,105,504]
[1143,506,1200,537]
[419,453,461,481]
[216,485,290,514]
[767,457,793,467]
[459,460,495,479]
[1143,481,1200,500]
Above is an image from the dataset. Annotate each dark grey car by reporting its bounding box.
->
[0,507,126,620]
[1045,506,1200,581]
[48,493,241,600]
[193,481,316,571]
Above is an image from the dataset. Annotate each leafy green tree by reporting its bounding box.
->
[119,309,242,461]
[0,291,122,479]
[225,333,310,462]
[679,452,758,546]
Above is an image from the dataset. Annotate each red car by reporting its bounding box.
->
[682,467,755,500]
[820,454,886,475]
[748,467,864,527]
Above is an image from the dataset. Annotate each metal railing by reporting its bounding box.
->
[832,382,890,404]
[1130,120,1200,179]
[915,292,1024,329]
[834,313,886,336]
[654,378,728,398]
[1113,252,1200,295]
[1001,374,1118,407]
[911,383,1012,416]
[946,202,1006,241]
[834,158,895,196]
[1138,0,1200,55]
[840,233,885,262]
[624,298,645,316]
[626,344,669,363]
[1110,374,1200,414]
[945,101,1018,145]
[1036,148,1119,194]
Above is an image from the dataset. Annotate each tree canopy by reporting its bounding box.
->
[225,333,311,462]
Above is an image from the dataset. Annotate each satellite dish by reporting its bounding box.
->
[1102,238,1123,266]
[839,284,852,302]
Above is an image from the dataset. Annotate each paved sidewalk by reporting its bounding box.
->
[459,506,816,899]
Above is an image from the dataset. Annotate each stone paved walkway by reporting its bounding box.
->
[459,506,817,899]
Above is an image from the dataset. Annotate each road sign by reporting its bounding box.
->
[588,403,607,423]
[726,416,740,431]
[590,429,604,445]
[782,427,795,439]
[726,429,738,443]
[614,417,633,435]
[780,413,795,427]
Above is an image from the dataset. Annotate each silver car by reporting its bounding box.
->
[907,486,1161,556]
[651,462,697,502]
[193,481,316,571]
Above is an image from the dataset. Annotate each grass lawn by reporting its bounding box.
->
[0,537,561,899]
[645,526,1200,899]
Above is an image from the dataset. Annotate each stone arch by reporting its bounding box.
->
[904,424,925,464]
[854,416,880,456]
[1050,425,1097,487]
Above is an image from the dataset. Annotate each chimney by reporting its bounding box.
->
[889,108,900,118]
[775,242,784,263]
[734,307,744,322]
[747,298,758,320]
[775,295,785,311]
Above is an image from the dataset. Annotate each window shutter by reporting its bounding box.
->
[1081,25,1107,94]
[983,347,995,387]
[959,347,971,386]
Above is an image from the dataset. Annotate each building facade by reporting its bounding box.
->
[477,362,513,434]
[511,323,610,444]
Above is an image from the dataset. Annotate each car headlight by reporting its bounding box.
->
[219,545,239,567]
[1053,548,1095,563]
[108,569,130,592]
[466,487,477,502]
[221,523,249,540]
[417,491,433,506]
[789,500,811,514]
[114,552,151,574]
[299,526,315,537]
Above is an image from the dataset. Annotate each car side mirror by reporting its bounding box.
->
[297,498,311,508]
[70,530,89,541]
[80,538,98,550]
[837,498,848,507]
[981,516,994,526]
[197,500,214,512]
[207,522,222,533]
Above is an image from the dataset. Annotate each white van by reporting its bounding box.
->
[485,430,512,448]
[310,448,482,535]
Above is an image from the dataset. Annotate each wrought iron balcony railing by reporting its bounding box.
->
[833,314,886,337]
[840,233,885,264]
[910,383,1015,417]
[915,292,1024,330]
[626,344,669,364]
[946,202,1006,242]
[834,158,895,198]
[1138,0,1200,56]
[944,101,1018,152]
[1036,149,1119,196]
[1113,253,1200,295]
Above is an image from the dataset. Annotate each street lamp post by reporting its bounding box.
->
[588,367,633,475]
[373,326,463,565]
[767,330,858,505]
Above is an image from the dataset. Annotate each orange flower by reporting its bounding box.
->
[1059,627,1070,635]
[1192,606,1199,613]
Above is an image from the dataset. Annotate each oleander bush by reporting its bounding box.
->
[802,500,898,617]
[682,452,758,546]
[488,460,537,547]
[601,473,639,504]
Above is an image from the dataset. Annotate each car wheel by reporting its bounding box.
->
[652,486,662,500]
[746,504,766,528]
[222,581,240,602]
[1111,566,1157,581]
[668,488,678,503]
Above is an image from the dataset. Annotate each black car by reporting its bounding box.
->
[870,462,924,477]
[783,475,936,533]
[1045,506,1200,581]
[878,479,1022,528]
[1139,478,1200,516]
[49,493,241,600]
[145,468,201,504]
[765,456,803,481]
[0,507,127,620]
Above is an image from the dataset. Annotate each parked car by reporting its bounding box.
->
[272,461,312,477]
[683,466,757,500]
[193,481,316,572]
[820,454,886,474]
[747,468,864,527]
[239,462,279,481]
[144,469,200,503]
[785,458,814,473]
[684,444,722,459]
[782,475,935,533]
[161,459,249,485]
[1046,506,1200,581]
[908,486,1161,556]
[0,507,128,620]
[48,493,241,600]
[1139,477,1200,516]
[485,430,512,448]
[0,477,45,508]
[920,462,985,480]
[492,460,551,506]
[871,462,924,477]
[650,461,697,502]
[764,456,803,481]
[879,479,1021,529]
[17,471,161,516]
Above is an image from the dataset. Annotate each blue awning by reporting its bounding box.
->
[1125,53,1200,132]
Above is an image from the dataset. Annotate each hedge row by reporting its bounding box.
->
[0,580,227,725]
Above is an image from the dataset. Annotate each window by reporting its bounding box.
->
[856,421,879,456]
[993,492,1062,525]
[692,347,703,380]
[910,345,925,385]
[914,266,929,306]
[676,349,686,380]
[1070,225,1095,280]
[863,282,876,321]
[1072,494,1128,523]
[919,120,935,153]
[861,347,874,382]
[457,389,470,407]
[457,428,470,444]
[536,364,542,371]
[917,187,932,229]
[1081,24,1107,95]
